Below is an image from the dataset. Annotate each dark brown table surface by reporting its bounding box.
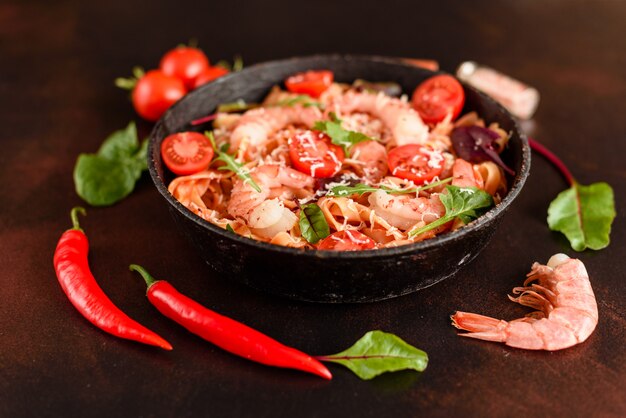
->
[2,1,625,417]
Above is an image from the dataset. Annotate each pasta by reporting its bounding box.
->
[166,71,511,251]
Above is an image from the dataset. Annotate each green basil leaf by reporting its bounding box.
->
[276,95,322,108]
[318,331,428,380]
[74,154,140,206]
[73,123,148,206]
[299,203,330,244]
[547,182,615,251]
[98,122,140,160]
[313,114,373,154]
[226,224,235,233]
[409,185,493,237]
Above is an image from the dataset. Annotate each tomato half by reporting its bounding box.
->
[285,70,333,98]
[132,70,187,122]
[161,132,214,175]
[160,47,210,89]
[317,230,376,251]
[289,130,345,178]
[193,66,230,89]
[387,144,444,184]
[411,74,465,124]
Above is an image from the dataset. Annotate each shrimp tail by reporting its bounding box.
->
[450,312,508,342]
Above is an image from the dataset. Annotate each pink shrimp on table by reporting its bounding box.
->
[451,254,598,351]
[227,164,314,239]
[332,90,429,147]
[230,106,323,160]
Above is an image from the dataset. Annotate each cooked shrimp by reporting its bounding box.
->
[334,90,428,147]
[368,190,445,230]
[345,140,388,182]
[451,254,598,351]
[451,158,484,189]
[227,164,314,239]
[230,106,322,160]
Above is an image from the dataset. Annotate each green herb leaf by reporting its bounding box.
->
[409,185,493,237]
[276,95,323,108]
[313,113,373,154]
[318,331,428,380]
[547,182,615,251]
[299,203,330,244]
[217,100,260,113]
[73,122,148,206]
[232,55,244,72]
[205,131,262,193]
[328,177,453,197]
[226,224,235,233]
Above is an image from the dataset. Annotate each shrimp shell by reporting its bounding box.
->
[451,254,598,351]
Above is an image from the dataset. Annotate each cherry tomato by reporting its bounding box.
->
[411,74,465,124]
[193,66,230,89]
[387,144,444,184]
[161,132,214,175]
[289,130,345,178]
[132,70,186,122]
[160,47,210,89]
[285,70,333,98]
[317,230,376,251]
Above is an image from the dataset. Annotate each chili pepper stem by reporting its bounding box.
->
[528,138,576,186]
[129,264,158,289]
[70,207,86,231]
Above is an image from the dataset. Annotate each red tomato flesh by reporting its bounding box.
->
[289,130,345,178]
[317,230,376,251]
[161,132,214,175]
[285,70,333,98]
[412,74,465,124]
[132,70,186,122]
[387,144,444,184]
[160,47,210,90]
[193,66,230,89]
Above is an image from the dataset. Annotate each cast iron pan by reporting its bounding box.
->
[148,55,531,303]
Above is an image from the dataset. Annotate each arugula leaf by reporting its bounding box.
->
[409,185,493,237]
[299,203,330,244]
[313,113,373,154]
[547,182,615,251]
[328,177,453,197]
[317,331,428,380]
[205,131,262,193]
[276,95,323,108]
[217,100,260,113]
[73,122,148,206]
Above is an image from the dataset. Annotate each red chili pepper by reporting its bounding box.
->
[53,208,172,350]
[129,264,332,380]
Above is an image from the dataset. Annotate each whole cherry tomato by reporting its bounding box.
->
[160,47,210,89]
[193,66,230,89]
[412,74,465,124]
[131,70,186,122]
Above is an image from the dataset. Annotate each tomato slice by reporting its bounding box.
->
[161,132,214,175]
[317,230,376,251]
[412,74,465,124]
[193,66,230,89]
[285,70,333,98]
[387,144,444,184]
[289,130,345,178]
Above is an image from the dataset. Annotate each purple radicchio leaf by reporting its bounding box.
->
[451,126,515,176]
